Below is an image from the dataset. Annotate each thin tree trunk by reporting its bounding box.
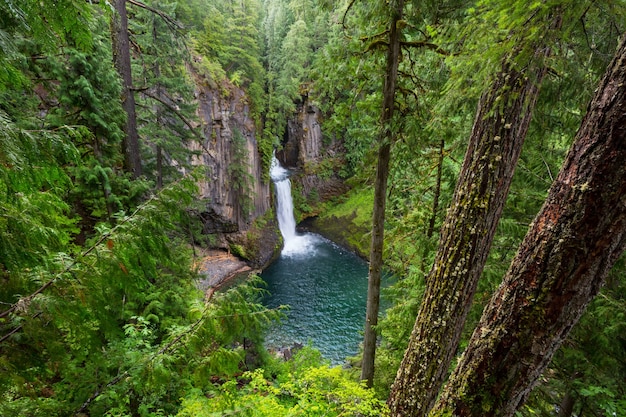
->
[430,34,626,417]
[557,392,576,417]
[111,0,142,178]
[427,139,445,238]
[360,0,404,387]
[153,22,164,189]
[388,13,561,416]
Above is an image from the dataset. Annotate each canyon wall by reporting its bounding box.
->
[278,98,349,214]
[189,76,279,267]
[187,79,352,266]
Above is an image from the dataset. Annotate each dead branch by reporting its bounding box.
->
[126,0,183,31]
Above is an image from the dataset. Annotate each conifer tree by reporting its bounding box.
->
[111,0,143,178]
[361,0,404,388]
[388,3,563,414]
[131,0,198,188]
[429,32,626,417]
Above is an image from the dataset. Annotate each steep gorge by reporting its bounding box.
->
[277,98,352,226]
[189,72,364,272]
[277,98,369,257]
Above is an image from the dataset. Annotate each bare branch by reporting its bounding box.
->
[365,39,389,52]
[126,0,183,31]
[342,0,358,36]
[139,89,219,160]
[140,89,203,142]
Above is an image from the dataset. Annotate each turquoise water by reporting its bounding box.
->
[261,233,371,364]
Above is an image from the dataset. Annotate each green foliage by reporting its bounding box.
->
[49,44,125,150]
[176,346,389,416]
[0,177,197,409]
[2,1,626,416]
[194,0,266,121]
[263,0,334,148]
[0,112,81,271]
[229,243,248,259]
[0,162,284,416]
[0,0,93,91]
[311,186,373,256]
[128,0,200,187]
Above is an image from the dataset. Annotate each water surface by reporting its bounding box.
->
[261,233,369,364]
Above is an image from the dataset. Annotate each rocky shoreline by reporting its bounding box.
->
[196,249,254,294]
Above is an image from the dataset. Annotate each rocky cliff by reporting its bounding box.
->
[277,98,349,219]
[187,78,354,268]
[279,102,323,168]
[189,76,279,268]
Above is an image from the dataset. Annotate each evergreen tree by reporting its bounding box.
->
[429,34,626,416]
[361,0,404,388]
[388,2,563,414]
[130,0,198,188]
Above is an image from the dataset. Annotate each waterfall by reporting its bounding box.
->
[270,155,318,256]
[270,156,297,243]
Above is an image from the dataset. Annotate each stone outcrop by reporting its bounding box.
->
[277,97,350,218]
[191,81,269,228]
[279,103,323,168]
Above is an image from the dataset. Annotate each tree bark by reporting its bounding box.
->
[429,34,626,417]
[111,0,142,178]
[153,22,164,189]
[387,14,561,416]
[557,392,576,417]
[427,139,445,239]
[360,0,404,387]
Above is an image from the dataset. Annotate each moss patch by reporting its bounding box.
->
[320,187,373,225]
[301,187,373,258]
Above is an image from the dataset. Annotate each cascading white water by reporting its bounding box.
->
[270,156,297,243]
[270,155,318,256]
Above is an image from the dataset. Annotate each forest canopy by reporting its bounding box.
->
[0,0,625,416]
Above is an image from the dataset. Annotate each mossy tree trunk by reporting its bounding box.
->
[387,14,562,417]
[361,0,404,387]
[429,33,626,417]
[111,0,142,178]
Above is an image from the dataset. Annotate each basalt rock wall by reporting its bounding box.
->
[277,98,349,215]
[279,102,323,168]
[189,74,279,268]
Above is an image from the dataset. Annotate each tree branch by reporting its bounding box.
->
[365,39,389,52]
[139,89,217,160]
[75,287,218,415]
[126,0,183,31]
[342,0,358,36]
[140,89,203,142]
[0,182,180,324]
[400,40,450,55]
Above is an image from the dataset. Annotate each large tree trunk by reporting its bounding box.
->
[429,34,626,417]
[387,13,561,417]
[360,0,404,387]
[111,0,142,178]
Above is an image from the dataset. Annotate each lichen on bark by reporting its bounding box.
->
[430,33,626,417]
